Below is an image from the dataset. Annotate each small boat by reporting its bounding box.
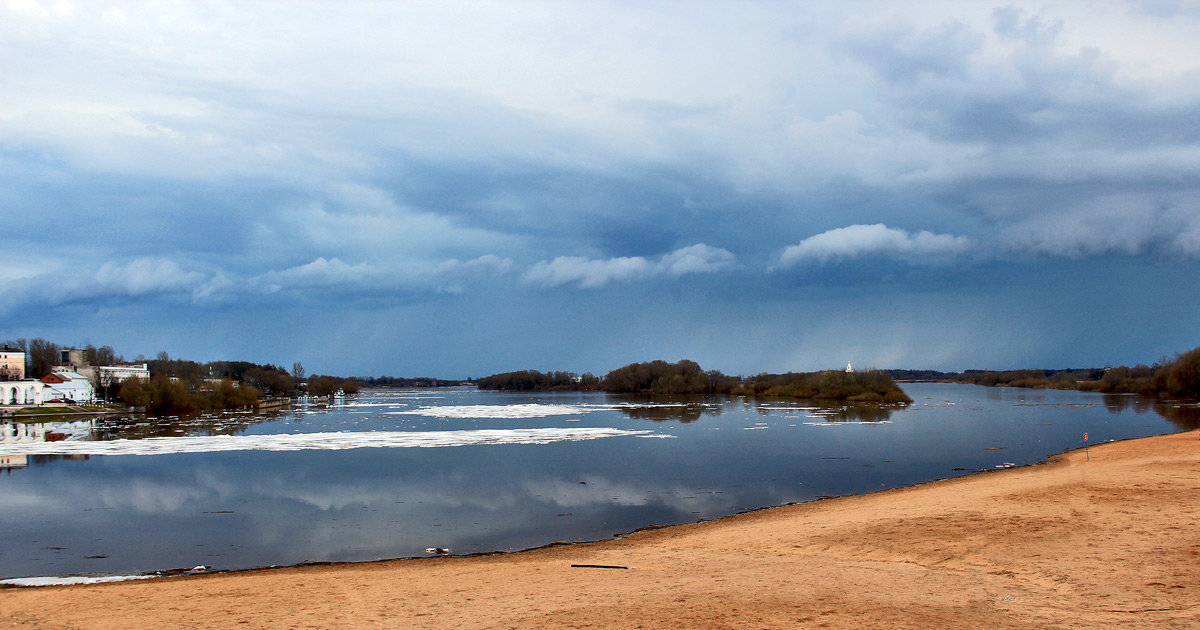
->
[333,389,345,399]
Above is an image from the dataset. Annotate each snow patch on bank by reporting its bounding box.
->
[0,574,157,587]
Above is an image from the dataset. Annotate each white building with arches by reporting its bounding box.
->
[0,381,43,406]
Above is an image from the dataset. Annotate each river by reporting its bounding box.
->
[0,382,1195,580]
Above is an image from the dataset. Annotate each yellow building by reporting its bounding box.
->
[0,348,25,381]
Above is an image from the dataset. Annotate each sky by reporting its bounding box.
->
[3,0,1200,378]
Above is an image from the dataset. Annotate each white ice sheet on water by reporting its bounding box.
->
[390,403,590,418]
[392,402,709,419]
[0,575,157,586]
[0,428,660,456]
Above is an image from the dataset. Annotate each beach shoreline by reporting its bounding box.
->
[3,430,1198,628]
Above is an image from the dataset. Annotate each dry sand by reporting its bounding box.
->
[3,430,1199,629]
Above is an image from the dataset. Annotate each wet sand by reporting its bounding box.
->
[3,430,1198,628]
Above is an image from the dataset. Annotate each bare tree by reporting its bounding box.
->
[27,338,60,378]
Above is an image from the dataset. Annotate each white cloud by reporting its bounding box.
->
[777,224,972,266]
[524,256,654,289]
[0,257,216,314]
[435,254,515,276]
[258,192,522,267]
[250,254,519,296]
[658,243,737,276]
[998,196,1200,259]
[258,257,376,289]
[92,258,207,295]
[524,243,736,289]
[191,271,235,303]
[1167,220,1200,258]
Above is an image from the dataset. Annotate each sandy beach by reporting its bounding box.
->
[3,430,1198,629]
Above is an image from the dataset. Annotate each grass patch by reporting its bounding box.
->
[10,413,83,423]
[15,406,78,415]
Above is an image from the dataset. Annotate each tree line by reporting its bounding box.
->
[1,338,122,379]
[145,354,360,398]
[117,369,361,415]
[0,338,363,413]
[118,376,262,415]
[477,359,912,403]
[476,370,600,391]
[884,345,1200,400]
[352,376,468,388]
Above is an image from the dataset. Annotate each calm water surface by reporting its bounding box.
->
[1,383,1196,580]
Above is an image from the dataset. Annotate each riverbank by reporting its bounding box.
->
[1,404,130,420]
[2,430,1197,628]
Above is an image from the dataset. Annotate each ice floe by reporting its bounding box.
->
[802,421,892,426]
[0,428,658,456]
[390,404,590,418]
[390,402,710,419]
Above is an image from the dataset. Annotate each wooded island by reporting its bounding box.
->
[477,359,913,404]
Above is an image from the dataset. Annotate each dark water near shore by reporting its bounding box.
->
[1,383,1196,580]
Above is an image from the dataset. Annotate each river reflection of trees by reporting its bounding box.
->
[89,410,285,440]
[3,411,284,445]
[617,405,707,422]
[1,412,284,473]
[610,394,721,423]
[746,399,901,423]
[1103,394,1200,430]
[806,405,899,423]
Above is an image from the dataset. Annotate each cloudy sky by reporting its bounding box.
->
[3,0,1200,377]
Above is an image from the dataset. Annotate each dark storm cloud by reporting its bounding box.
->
[834,6,1200,260]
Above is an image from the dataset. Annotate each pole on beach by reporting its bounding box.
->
[1084,432,1089,461]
